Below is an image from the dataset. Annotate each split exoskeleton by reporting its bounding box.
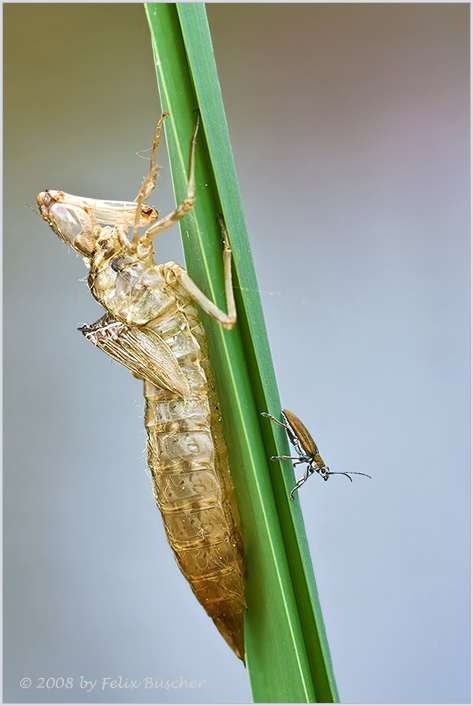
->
[37,112,246,662]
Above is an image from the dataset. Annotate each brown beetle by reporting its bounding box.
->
[262,409,371,499]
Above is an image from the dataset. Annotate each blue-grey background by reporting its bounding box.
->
[3,3,470,704]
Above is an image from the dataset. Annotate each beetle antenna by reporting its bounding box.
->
[327,471,372,480]
[329,472,353,481]
[291,469,372,498]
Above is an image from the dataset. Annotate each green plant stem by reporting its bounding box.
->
[145,4,339,702]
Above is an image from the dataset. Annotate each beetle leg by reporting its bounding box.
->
[261,410,303,452]
[270,455,306,463]
[262,410,308,462]
[290,466,314,500]
[261,411,292,433]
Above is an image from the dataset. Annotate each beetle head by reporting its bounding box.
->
[312,462,331,481]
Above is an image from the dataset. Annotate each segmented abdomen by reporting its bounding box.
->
[144,304,246,661]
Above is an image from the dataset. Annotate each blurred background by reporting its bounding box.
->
[3,3,470,704]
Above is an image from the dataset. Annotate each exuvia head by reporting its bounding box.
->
[37,190,98,257]
[37,191,159,259]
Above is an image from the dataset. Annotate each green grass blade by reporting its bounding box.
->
[145,4,339,702]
